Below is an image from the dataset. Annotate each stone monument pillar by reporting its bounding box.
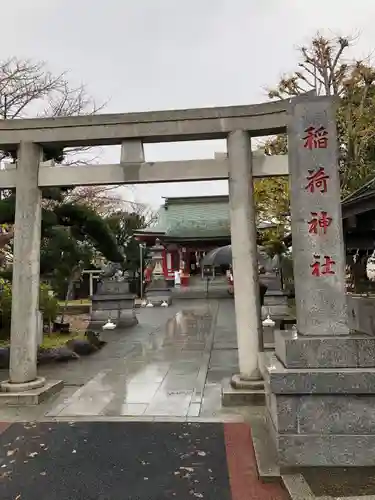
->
[146,238,172,306]
[88,276,138,331]
[263,95,375,467]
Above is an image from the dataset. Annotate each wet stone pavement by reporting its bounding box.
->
[36,298,242,420]
[0,299,289,499]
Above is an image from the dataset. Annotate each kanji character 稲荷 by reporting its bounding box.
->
[303,125,328,149]
[305,167,330,194]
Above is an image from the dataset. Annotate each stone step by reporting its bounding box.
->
[249,413,281,482]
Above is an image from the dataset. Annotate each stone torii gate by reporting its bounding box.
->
[0,96,364,467]
[0,99,289,395]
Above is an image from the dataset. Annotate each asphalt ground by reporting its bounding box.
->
[0,421,287,500]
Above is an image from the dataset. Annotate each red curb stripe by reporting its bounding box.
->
[0,422,11,435]
[224,423,288,500]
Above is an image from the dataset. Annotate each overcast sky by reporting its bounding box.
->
[3,0,375,207]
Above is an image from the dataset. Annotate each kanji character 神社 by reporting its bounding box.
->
[310,255,336,277]
[303,125,328,149]
[308,211,332,235]
[305,167,330,194]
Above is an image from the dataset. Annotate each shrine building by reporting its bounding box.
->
[135,195,273,284]
[341,178,375,251]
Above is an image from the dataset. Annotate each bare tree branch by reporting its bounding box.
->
[126,201,159,227]
[64,185,126,216]
[266,32,375,196]
[267,34,356,99]
[0,57,109,165]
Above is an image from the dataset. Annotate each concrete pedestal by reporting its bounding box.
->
[263,339,375,466]
[88,279,138,331]
[146,280,172,306]
[264,317,375,466]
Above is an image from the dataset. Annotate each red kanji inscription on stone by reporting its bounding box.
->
[305,167,330,194]
[310,255,336,277]
[303,125,328,149]
[308,211,332,235]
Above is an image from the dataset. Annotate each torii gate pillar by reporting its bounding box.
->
[1,142,50,394]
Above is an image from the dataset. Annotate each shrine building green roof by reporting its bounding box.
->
[342,177,375,219]
[138,195,276,241]
[141,195,230,240]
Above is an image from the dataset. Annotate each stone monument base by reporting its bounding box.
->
[264,290,289,307]
[88,279,138,331]
[146,287,172,307]
[262,331,375,467]
[88,307,138,331]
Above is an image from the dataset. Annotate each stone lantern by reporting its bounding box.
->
[146,238,172,306]
[150,238,164,280]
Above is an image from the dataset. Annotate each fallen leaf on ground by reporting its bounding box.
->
[189,492,203,498]
[7,449,18,457]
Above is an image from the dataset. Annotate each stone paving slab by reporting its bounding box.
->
[44,299,237,420]
[0,421,288,500]
[0,298,270,425]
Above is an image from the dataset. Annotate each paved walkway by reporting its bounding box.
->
[0,299,288,499]
[45,299,239,419]
[0,299,241,421]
